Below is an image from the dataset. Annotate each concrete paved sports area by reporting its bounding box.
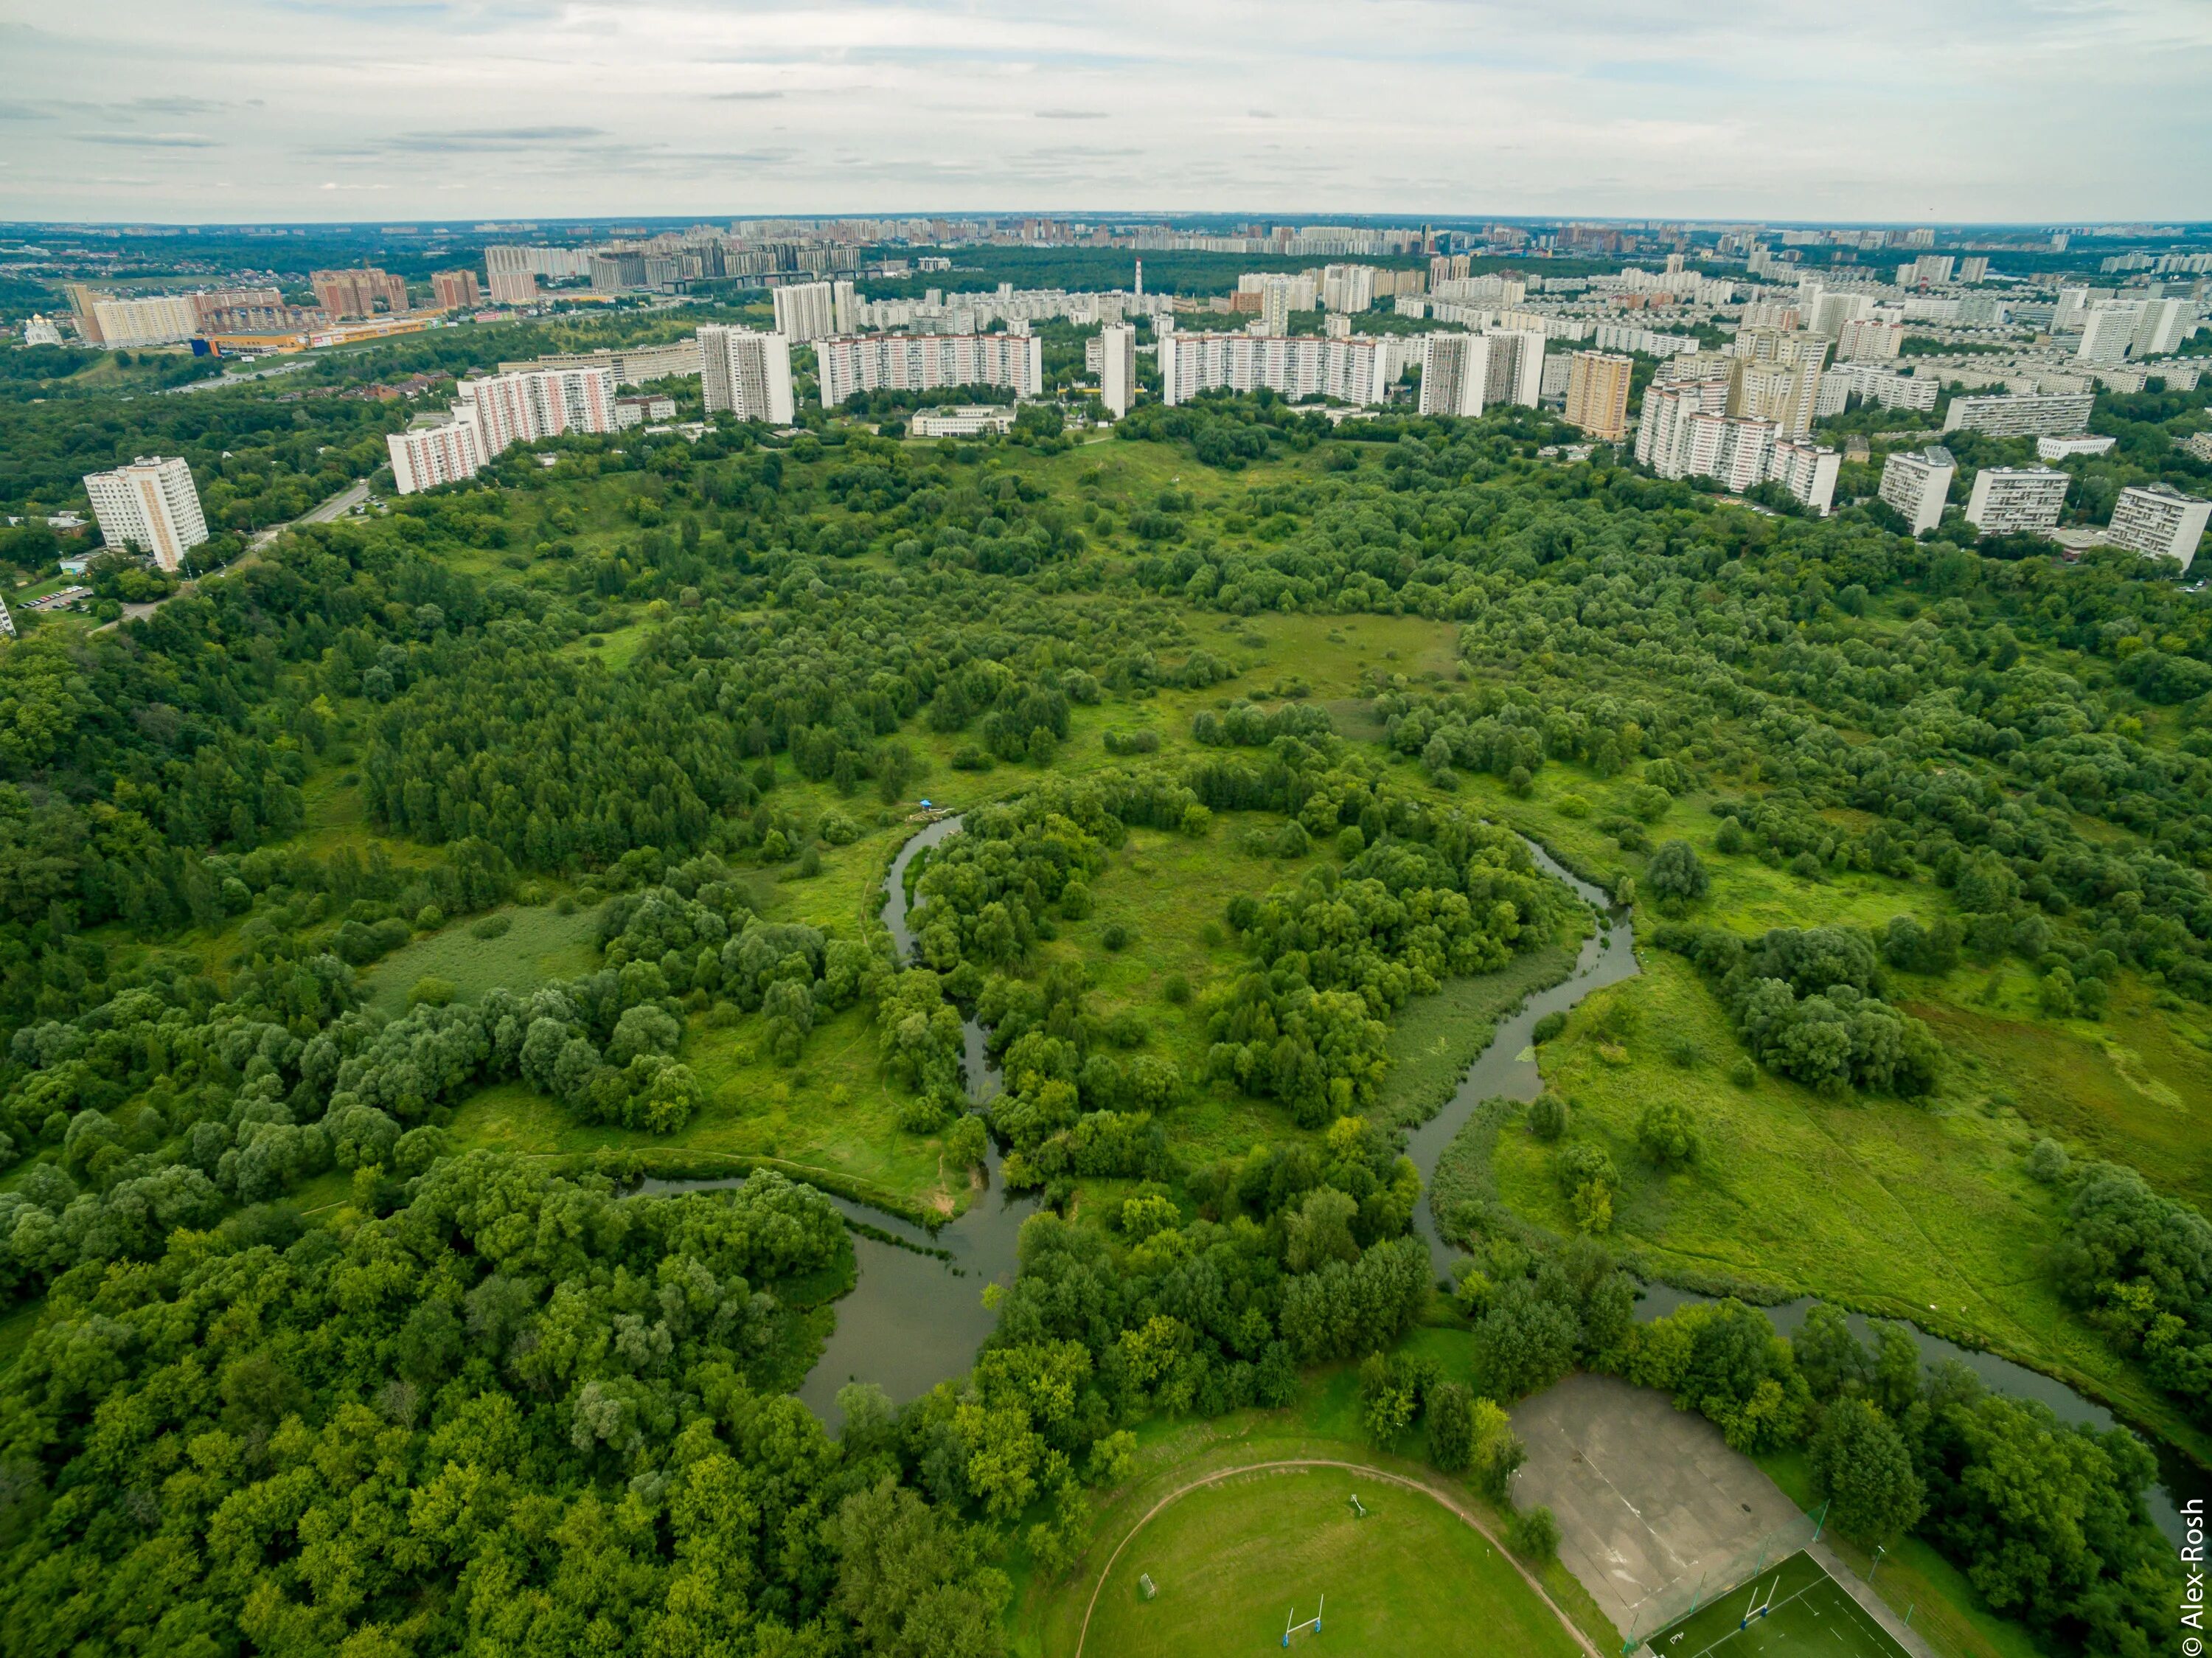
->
[1510,1373,1808,1641]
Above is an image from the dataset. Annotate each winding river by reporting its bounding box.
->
[649,815,2209,1536]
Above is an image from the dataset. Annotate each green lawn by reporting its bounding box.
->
[361,901,605,1013]
[1648,1553,1906,1658]
[1075,1463,1584,1658]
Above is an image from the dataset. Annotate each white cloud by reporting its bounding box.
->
[0,0,2205,219]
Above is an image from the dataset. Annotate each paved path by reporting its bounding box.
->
[1069,1457,1602,1658]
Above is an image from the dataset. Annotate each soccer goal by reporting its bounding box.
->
[1284,1595,1324,1646]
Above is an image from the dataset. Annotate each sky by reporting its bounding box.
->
[4,0,2210,226]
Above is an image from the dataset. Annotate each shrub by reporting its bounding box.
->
[1163,973,1191,1006]
[2026,1137,2070,1183]
[1507,1505,1560,1561]
[1645,840,1711,904]
[1527,1092,1568,1141]
[1101,922,1132,951]
[1637,1100,1700,1167]
[1555,794,1592,819]
[408,977,457,1007]
[1730,1057,1757,1088]
[470,912,513,940]
[1531,1010,1568,1044]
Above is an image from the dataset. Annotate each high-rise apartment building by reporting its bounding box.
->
[698,326,796,425]
[815,333,1045,406]
[773,281,839,344]
[1837,318,1905,361]
[1562,352,1634,439]
[1959,257,1990,282]
[2132,298,2195,358]
[1943,391,2094,438]
[1804,289,1875,339]
[454,367,619,458]
[1769,438,1842,516]
[1964,466,2069,535]
[83,457,209,571]
[500,340,703,386]
[1098,323,1138,417]
[432,270,484,310]
[832,280,858,336]
[312,267,410,319]
[1879,446,1957,535]
[1156,333,1389,407]
[484,246,540,304]
[2077,302,2146,365]
[386,414,485,496]
[1482,330,1547,407]
[1635,374,1731,474]
[1729,358,1822,437]
[2104,484,2208,570]
[1418,333,1489,417]
[87,294,200,348]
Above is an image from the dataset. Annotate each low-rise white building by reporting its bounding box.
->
[909,406,1016,437]
[83,455,209,571]
[2035,434,2117,461]
[2104,484,2208,571]
[1965,466,2070,535]
[1879,446,1956,535]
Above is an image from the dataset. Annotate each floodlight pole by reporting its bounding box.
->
[1812,1499,1829,1543]
[1868,1546,1885,1586]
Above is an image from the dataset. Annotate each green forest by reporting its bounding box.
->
[0,350,2208,1658]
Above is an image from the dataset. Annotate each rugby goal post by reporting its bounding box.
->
[1284,1595,1324,1646]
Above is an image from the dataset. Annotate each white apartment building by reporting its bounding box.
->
[1481,330,1546,407]
[1157,332,1390,407]
[772,281,839,344]
[458,366,619,455]
[1837,318,1905,361]
[1879,446,1956,535]
[2132,298,2195,357]
[1681,414,1778,495]
[500,340,703,386]
[1965,466,2070,535]
[1099,323,1138,417]
[386,414,486,496]
[1729,326,1831,369]
[1731,359,1821,437]
[83,456,209,571]
[1804,289,1876,338]
[1815,364,1939,416]
[815,332,1045,406]
[1635,375,1731,474]
[1320,264,1375,313]
[1943,391,2095,438]
[2077,302,2146,365]
[910,406,1016,437]
[698,326,796,424]
[89,294,200,348]
[1419,333,1489,417]
[2036,434,2117,460]
[1770,438,1842,516]
[2104,484,2209,571]
[832,280,858,336]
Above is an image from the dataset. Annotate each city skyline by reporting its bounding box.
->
[6,0,2211,223]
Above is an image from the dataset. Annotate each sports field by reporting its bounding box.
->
[1078,1466,1586,1658]
[1646,1553,1911,1658]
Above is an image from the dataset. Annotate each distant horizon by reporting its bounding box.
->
[8,214,2210,237]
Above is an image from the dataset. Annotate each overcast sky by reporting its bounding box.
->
[4,1,2209,225]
